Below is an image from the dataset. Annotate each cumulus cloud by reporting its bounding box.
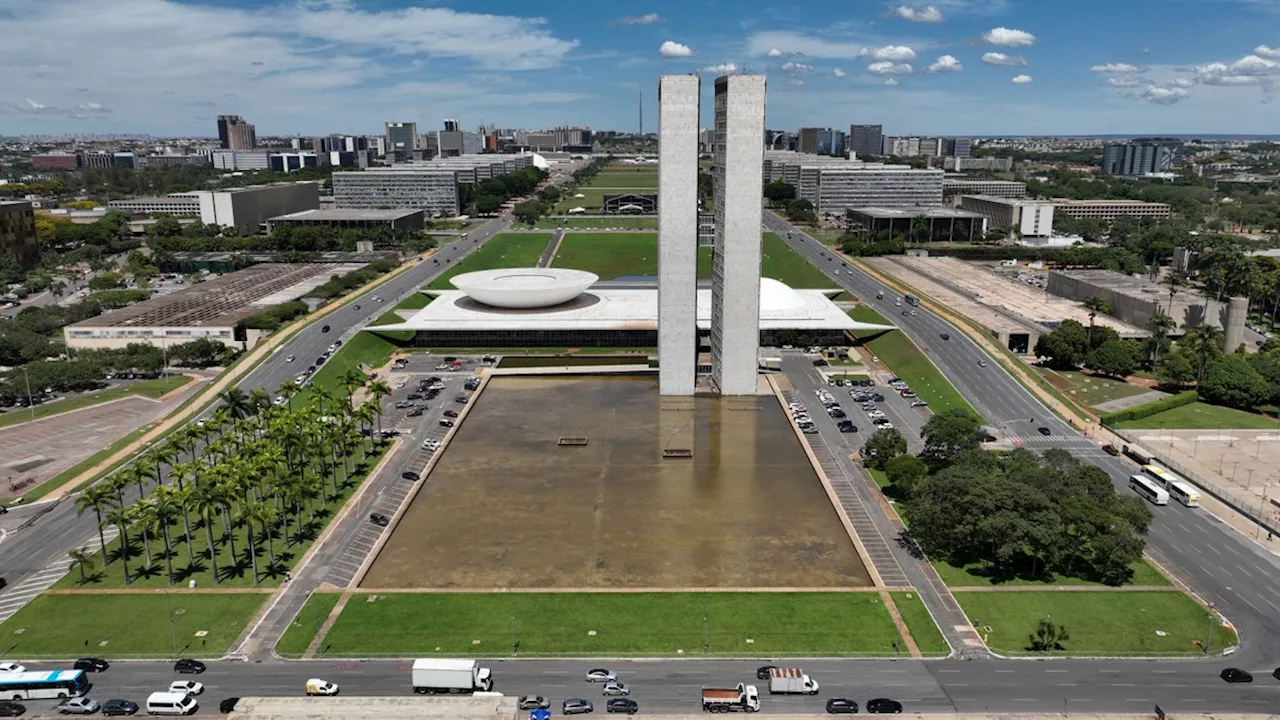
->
[868,61,913,75]
[75,101,111,113]
[884,78,900,86]
[1090,62,1142,73]
[789,79,805,86]
[700,63,737,74]
[928,55,962,73]
[984,27,1036,46]
[10,98,59,114]
[617,13,662,24]
[659,40,694,58]
[1144,85,1188,104]
[1106,76,1143,87]
[780,61,813,74]
[891,5,944,22]
[858,45,917,61]
[767,48,784,57]
[832,67,847,78]
[982,52,1026,66]
[1254,44,1280,58]
[1010,73,1033,84]
[1192,54,1280,87]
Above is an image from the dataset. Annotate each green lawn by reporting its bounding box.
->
[305,332,398,397]
[318,592,907,657]
[0,593,265,658]
[0,375,193,430]
[1115,401,1280,430]
[425,233,554,290]
[395,292,431,310]
[953,591,1236,656]
[826,373,870,383]
[1037,369,1150,408]
[276,592,343,657]
[551,233,658,278]
[933,559,1171,587]
[848,306,978,419]
[590,171,658,189]
[890,591,949,656]
[761,233,837,289]
[533,217,657,229]
[867,467,891,489]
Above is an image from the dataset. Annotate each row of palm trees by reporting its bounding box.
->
[71,369,392,586]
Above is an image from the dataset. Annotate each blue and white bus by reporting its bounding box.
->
[0,670,89,700]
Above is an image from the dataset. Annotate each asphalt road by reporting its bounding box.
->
[762,212,1280,667]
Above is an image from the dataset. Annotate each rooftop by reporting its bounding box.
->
[957,194,1054,205]
[268,208,423,222]
[67,262,364,329]
[847,206,987,219]
[1050,198,1171,206]
[1050,268,1208,301]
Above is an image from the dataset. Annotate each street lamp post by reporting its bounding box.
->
[21,366,33,421]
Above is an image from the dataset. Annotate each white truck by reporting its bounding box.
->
[768,668,819,695]
[411,658,494,695]
[702,683,760,713]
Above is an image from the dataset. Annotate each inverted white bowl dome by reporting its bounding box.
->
[759,277,808,312]
[450,268,599,309]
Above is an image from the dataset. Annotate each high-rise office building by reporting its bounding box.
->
[710,74,766,396]
[217,115,256,150]
[946,138,972,158]
[385,122,417,160]
[1101,142,1176,175]
[0,201,39,269]
[443,119,460,133]
[849,124,883,159]
[657,74,701,397]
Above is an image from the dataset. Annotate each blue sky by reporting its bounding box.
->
[2,0,1280,137]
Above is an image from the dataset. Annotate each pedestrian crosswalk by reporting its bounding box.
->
[0,526,119,623]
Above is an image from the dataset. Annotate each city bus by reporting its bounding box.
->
[1129,474,1169,506]
[1167,481,1202,508]
[904,294,919,306]
[1142,464,1183,489]
[0,670,89,700]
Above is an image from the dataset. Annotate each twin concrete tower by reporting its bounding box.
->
[658,73,767,396]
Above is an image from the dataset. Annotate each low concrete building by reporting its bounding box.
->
[602,193,657,214]
[108,194,202,217]
[1051,198,1171,223]
[844,206,987,243]
[111,183,320,235]
[942,178,1026,198]
[1046,268,1244,336]
[64,262,364,350]
[266,208,425,233]
[956,195,1054,238]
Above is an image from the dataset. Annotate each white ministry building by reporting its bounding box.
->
[710,74,767,395]
[657,74,701,396]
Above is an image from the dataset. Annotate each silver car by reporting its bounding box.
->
[584,668,617,683]
[602,681,630,696]
[56,697,100,715]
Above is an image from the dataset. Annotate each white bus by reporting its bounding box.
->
[1167,480,1202,508]
[1129,474,1169,506]
[1142,464,1182,489]
[0,670,89,700]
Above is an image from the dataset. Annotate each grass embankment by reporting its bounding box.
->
[425,233,555,290]
[761,232,838,290]
[0,376,193,431]
[890,591,949,656]
[0,593,266,658]
[309,592,907,657]
[533,217,657,229]
[276,592,344,657]
[933,559,1171,588]
[954,591,1236,656]
[848,306,978,418]
[1036,368,1150,408]
[1114,401,1280,430]
[551,233,659,279]
[589,171,658,189]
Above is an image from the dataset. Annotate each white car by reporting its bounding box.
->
[294,376,306,386]
[305,678,339,696]
[601,681,630,696]
[169,680,205,696]
[285,355,296,363]
[584,668,617,683]
[0,663,24,673]
[273,396,286,406]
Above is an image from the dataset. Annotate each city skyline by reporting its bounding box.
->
[1,0,1280,137]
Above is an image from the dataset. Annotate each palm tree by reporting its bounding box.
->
[238,501,262,583]
[67,548,94,586]
[191,484,225,584]
[339,369,366,413]
[1184,324,1226,381]
[221,386,252,420]
[148,444,178,489]
[104,506,133,585]
[76,485,117,564]
[168,462,197,566]
[1082,296,1111,350]
[365,379,391,435]
[129,500,155,570]
[149,488,182,584]
[276,381,300,412]
[1162,272,1181,316]
[1147,312,1177,367]
[248,388,271,416]
[249,500,280,577]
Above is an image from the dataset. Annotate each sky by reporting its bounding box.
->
[3,0,1280,138]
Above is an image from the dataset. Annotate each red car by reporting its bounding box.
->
[443,410,459,418]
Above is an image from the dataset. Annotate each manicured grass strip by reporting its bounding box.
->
[395,292,431,310]
[890,591,949,656]
[953,590,1236,656]
[533,217,658,229]
[426,233,554,290]
[303,332,398,399]
[762,233,837,289]
[276,592,343,657]
[933,559,1171,588]
[0,376,194,431]
[551,233,657,279]
[1037,368,1150,408]
[0,593,266,658]
[867,467,891,489]
[848,306,978,419]
[1114,401,1280,430]
[320,592,904,657]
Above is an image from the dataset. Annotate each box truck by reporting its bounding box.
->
[411,658,494,694]
[768,668,819,695]
[701,683,760,713]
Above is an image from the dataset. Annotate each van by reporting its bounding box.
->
[146,691,198,716]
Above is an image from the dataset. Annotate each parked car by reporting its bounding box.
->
[519,696,550,710]
[75,657,110,672]
[439,419,455,428]
[406,408,424,418]
[443,410,459,418]
[454,395,468,404]
[56,697,100,715]
[101,698,139,716]
[401,471,421,481]
[606,698,638,714]
[826,698,859,714]
[563,698,594,715]
[0,702,24,717]
[173,659,206,674]
[369,513,390,527]
[1103,444,1119,456]
[866,698,903,714]
[169,680,204,696]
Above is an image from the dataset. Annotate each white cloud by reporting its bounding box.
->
[1192,53,1280,87]
[891,5,944,22]
[884,78,900,86]
[659,40,694,58]
[1090,62,1142,73]
[982,52,1026,66]
[928,55,962,73]
[868,61,913,75]
[780,61,814,74]
[1010,73,1033,84]
[789,79,805,86]
[1254,44,1280,58]
[1228,54,1280,75]
[832,67,848,78]
[75,101,111,113]
[983,27,1036,46]
[767,48,785,57]
[747,31,869,60]
[617,13,662,24]
[859,45,917,61]
[1172,77,1196,87]
[1106,76,1143,87]
[1144,85,1188,104]
[701,62,737,74]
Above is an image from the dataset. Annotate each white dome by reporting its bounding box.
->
[450,268,598,309]
[759,278,807,312]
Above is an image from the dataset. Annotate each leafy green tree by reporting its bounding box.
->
[1086,338,1138,378]
[884,454,928,496]
[1183,324,1225,380]
[88,272,123,291]
[784,198,817,223]
[763,180,796,203]
[919,408,985,460]
[1033,319,1088,369]
[864,427,907,470]
[1199,355,1271,408]
[1028,619,1070,652]
[512,200,546,225]
[474,194,504,216]
[1156,347,1197,388]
